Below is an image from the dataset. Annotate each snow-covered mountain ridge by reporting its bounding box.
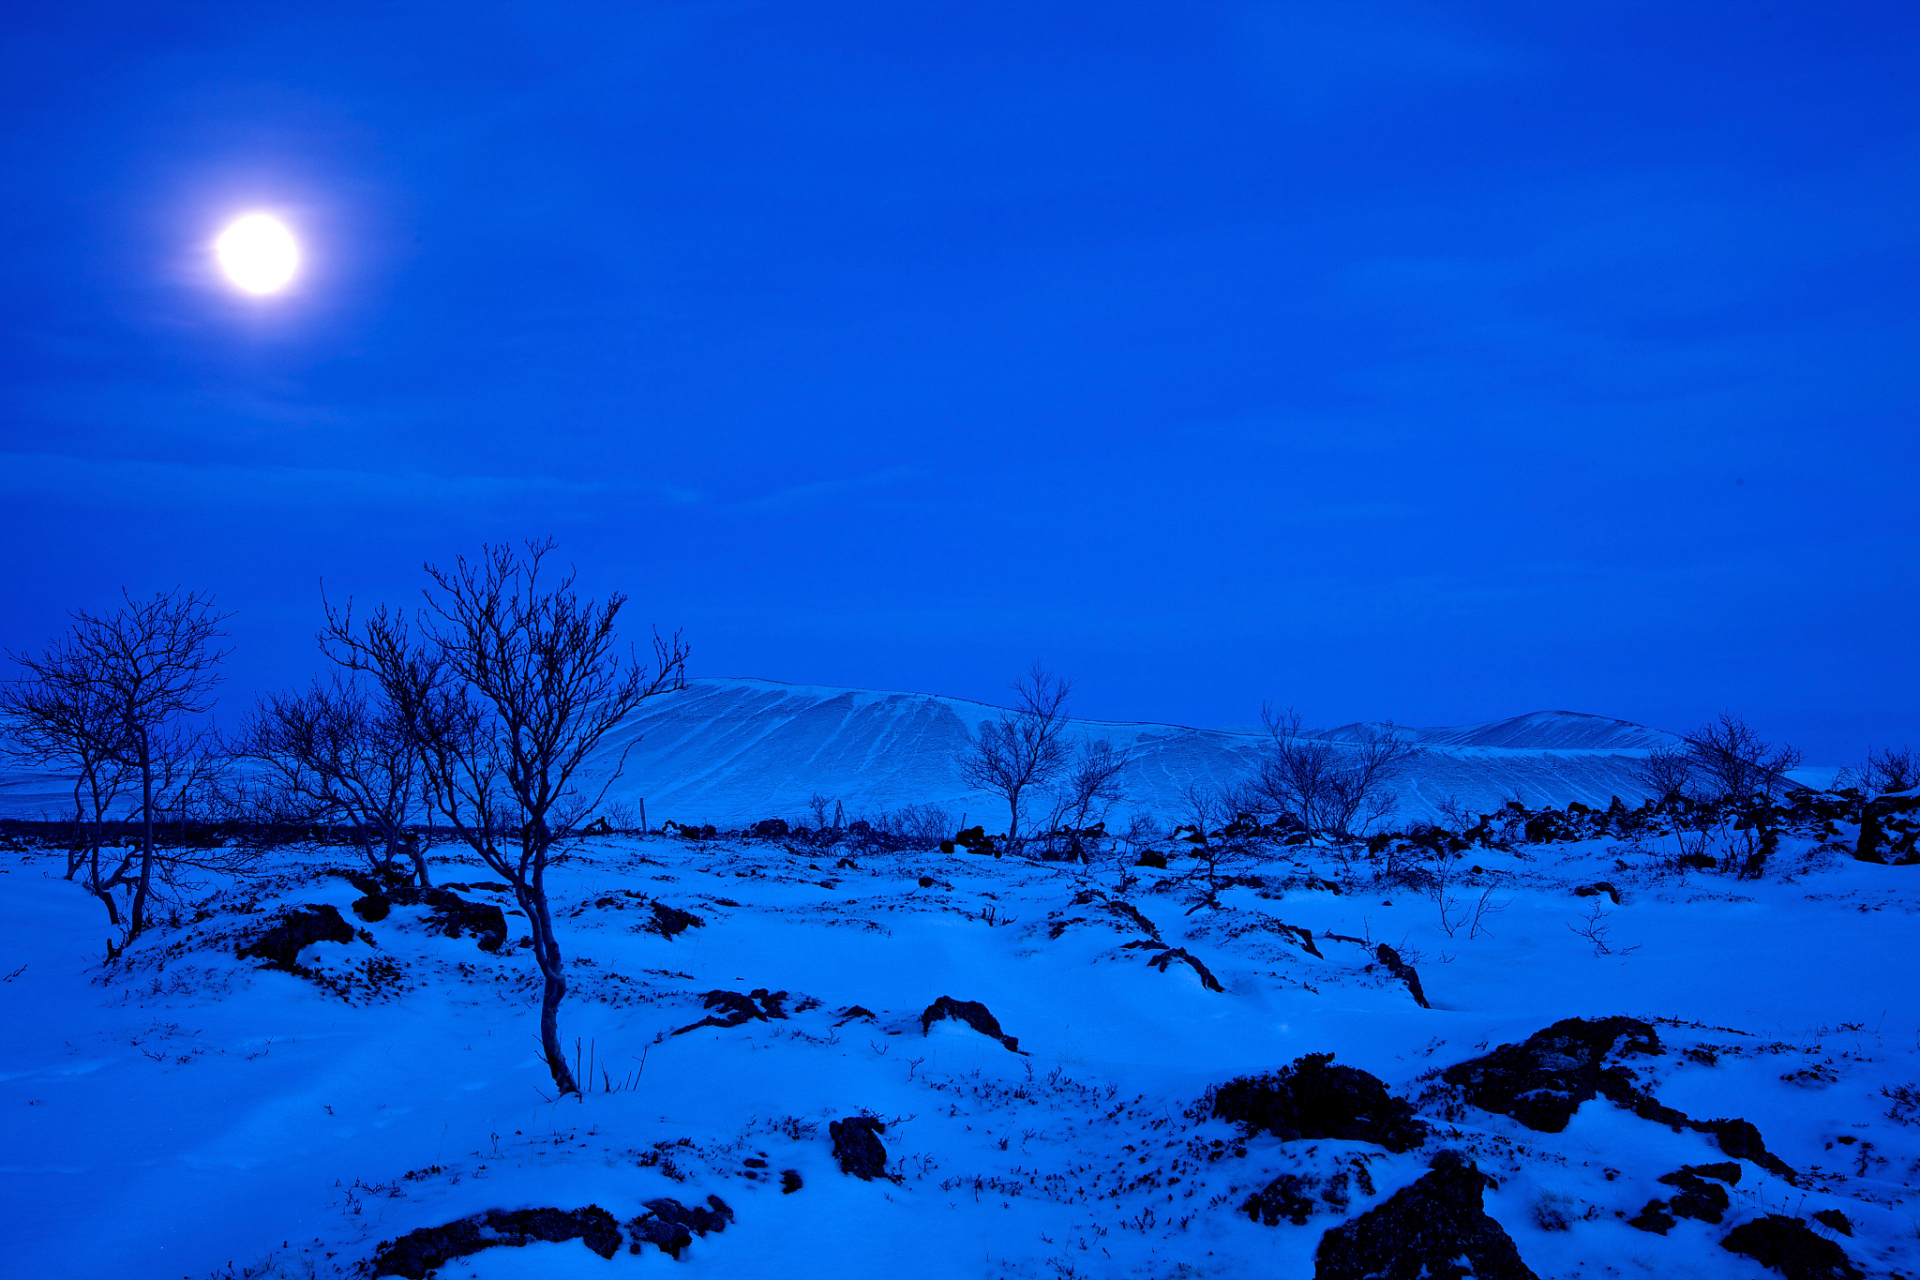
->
[591,678,1678,829]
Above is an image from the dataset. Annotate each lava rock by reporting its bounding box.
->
[920,995,1022,1052]
[236,904,354,971]
[1720,1214,1864,1280]
[1574,882,1622,905]
[1314,1151,1537,1280]
[1134,851,1168,869]
[1441,1016,1662,1132]
[351,893,392,922]
[368,1205,620,1278]
[1145,945,1225,992]
[625,1195,732,1259]
[1208,1052,1428,1153]
[1658,1168,1732,1223]
[1373,944,1431,1009]
[750,818,790,840]
[830,1115,889,1180]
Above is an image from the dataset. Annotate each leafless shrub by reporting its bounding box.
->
[233,675,427,884]
[5,589,231,944]
[1568,902,1640,958]
[1248,704,1418,845]
[1855,746,1919,796]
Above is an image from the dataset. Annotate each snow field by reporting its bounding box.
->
[1,825,1915,1279]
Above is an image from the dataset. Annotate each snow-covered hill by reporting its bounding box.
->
[593,679,1677,830]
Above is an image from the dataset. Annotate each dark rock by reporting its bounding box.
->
[750,818,790,840]
[237,904,354,971]
[368,1204,621,1278]
[781,1169,803,1194]
[648,901,705,938]
[921,996,1022,1052]
[1146,946,1225,992]
[1627,1200,1676,1235]
[1373,944,1431,1009]
[1720,1214,1864,1280]
[1575,881,1622,905]
[352,893,392,922]
[1135,851,1168,869]
[1690,1117,1798,1184]
[625,1195,733,1259]
[1811,1208,1851,1236]
[1314,1150,1538,1280]
[1207,1052,1428,1153]
[1657,1169,1731,1223]
[834,1004,877,1026]
[672,988,789,1035]
[1670,1161,1742,1186]
[1244,1172,1318,1226]
[1441,1016,1662,1132]
[830,1115,888,1180]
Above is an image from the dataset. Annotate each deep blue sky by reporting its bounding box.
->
[2,2,1915,762]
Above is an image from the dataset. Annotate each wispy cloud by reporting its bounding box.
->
[0,450,632,512]
[724,464,926,515]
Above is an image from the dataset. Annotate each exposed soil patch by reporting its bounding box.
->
[1206,1052,1428,1152]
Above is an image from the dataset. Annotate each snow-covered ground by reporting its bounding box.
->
[2,813,1913,1279]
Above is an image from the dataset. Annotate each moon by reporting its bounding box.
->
[215,214,300,294]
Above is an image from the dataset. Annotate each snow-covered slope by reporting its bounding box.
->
[594,678,1677,830]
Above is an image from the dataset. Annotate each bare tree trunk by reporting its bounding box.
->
[129,728,155,939]
[520,850,577,1095]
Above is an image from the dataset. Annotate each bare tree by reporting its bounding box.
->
[234,674,427,884]
[0,644,133,901]
[1681,712,1801,876]
[324,540,686,1097]
[21,591,233,941]
[958,662,1074,841]
[1634,743,1695,807]
[1251,704,1417,844]
[1855,746,1919,796]
[1684,712,1801,806]
[1041,738,1130,859]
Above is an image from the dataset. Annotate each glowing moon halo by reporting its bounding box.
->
[215,214,299,294]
